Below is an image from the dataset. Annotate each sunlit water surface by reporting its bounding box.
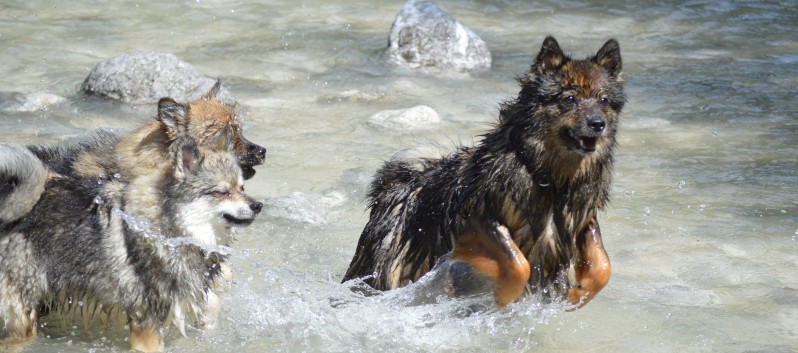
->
[1,0,797,352]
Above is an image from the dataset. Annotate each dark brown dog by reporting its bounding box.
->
[343,36,625,308]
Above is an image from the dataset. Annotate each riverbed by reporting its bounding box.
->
[1,0,796,352]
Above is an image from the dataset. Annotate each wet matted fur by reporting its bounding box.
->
[343,36,625,308]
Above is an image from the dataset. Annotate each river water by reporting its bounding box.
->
[1,0,796,352]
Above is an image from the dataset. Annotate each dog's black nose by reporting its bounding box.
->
[250,201,263,214]
[587,114,606,132]
[248,143,266,161]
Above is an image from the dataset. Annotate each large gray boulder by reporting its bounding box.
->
[386,0,491,73]
[81,51,235,105]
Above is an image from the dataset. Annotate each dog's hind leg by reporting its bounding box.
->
[452,222,530,307]
[197,289,221,331]
[567,218,611,308]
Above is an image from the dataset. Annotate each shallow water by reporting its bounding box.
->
[2,0,797,352]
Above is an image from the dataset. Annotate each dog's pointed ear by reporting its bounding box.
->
[535,36,566,73]
[157,98,188,139]
[594,39,622,79]
[174,139,199,181]
[204,80,222,100]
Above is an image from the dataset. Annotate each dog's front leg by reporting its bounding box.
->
[128,322,164,352]
[567,218,611,308]
[0,301,39,348]
[452,222,531,307]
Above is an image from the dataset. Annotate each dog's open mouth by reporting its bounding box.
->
[560,128,601,154]
[241,165,257,180]
[224,214,254,226]
[577,136,598,152]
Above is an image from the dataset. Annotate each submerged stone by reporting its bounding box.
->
[367,105,440,130]
[386,0,492,73]
[81,51,235,105]
[0,92,65,112]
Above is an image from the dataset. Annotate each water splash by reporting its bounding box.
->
[112,209,159,239]
[264,191,347,224]
[216,266,571,352]
[111,209,231,256]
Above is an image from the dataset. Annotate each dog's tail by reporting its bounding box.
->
[0,144,47,224]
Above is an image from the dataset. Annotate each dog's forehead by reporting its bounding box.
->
[199,152,244,184]
[191,99,236,124]
[187,99,238,146]
[561,61,608,94]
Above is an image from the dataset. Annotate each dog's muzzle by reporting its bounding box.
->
[560,109,609,154]
[223,201,263,226]
[238,139,266,180]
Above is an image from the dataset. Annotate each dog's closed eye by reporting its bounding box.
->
[208,188,232,199]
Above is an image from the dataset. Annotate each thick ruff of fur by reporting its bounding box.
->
[343,36,625,308]
[0,94,262,352]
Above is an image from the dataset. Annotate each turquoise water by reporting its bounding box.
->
[1,0,796,351]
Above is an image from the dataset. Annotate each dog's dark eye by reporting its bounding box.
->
[560,95,576,109]
[600,97,609,105]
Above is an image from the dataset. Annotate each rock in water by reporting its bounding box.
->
[81,51,235,105]
[386,0,491,73]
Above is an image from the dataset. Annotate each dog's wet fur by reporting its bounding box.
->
[0,84,263,352]
[343,36,625,309]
